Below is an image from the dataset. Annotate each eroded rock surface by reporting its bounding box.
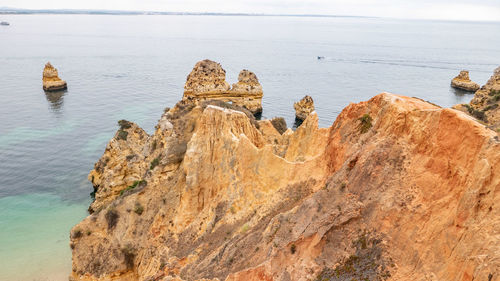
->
[71,89,500,281]
[184,60,231,96]
[294,95,315,121]
[451,70,480,92]
[183,60,263,114]
[454,66,500,131]
[43,62,67,91]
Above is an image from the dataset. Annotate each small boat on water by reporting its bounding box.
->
[0,21,10,26]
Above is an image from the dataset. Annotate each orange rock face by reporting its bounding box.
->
[71,91,499,281]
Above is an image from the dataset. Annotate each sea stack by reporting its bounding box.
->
[42,62,67,91]
[183,59,263,114]
[294,95,315,121]
[230,69,264,114]
[451,70,480,92]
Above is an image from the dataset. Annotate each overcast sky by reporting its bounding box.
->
[2,0,500,21]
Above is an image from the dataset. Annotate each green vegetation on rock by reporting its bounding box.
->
[358,114,373,134]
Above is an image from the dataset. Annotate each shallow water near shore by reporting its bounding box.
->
[0,14,499,280]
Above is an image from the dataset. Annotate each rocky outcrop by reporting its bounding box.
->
[293,95,315,121]
[87,120,150,213]
[454,66,500,131]
[71,87,500,281]
[230,70,264,114]
[183,60,263,114]
[451,70,480,92]
[43,62,67,91]
[184,60,230,96]
[470,67,500,108]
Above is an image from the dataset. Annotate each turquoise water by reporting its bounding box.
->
[0,15,499,280]
[0,194,89,280]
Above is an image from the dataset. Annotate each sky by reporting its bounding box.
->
[2,0,500,21]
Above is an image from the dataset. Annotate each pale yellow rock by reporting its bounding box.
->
[460,66,500,130]
[183,60,263,114]
[42,62,67,91]
[230,69,263,113]
[293,95,315,121]
[451,70,480,92]
[87,120,150,213]
[184,59,230,96]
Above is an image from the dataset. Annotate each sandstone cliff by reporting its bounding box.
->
[72,89,499,281]
[43,62,67,91]
[183,60,263,114]
[451,70,480,92]
[454,66,500,131]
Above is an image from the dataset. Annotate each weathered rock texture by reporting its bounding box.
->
[454,66,500,131]
[43,62,67,91]
[451,70,480,92]
[72,91,500,281]
[183,60,263,114]
[293,95,315,121]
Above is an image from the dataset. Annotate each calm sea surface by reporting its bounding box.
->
[0,14,499,280]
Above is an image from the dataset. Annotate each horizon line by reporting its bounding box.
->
[0,7,375,18]
[1,7,499,23]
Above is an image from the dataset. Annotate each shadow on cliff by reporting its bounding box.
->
[293,117,304,129]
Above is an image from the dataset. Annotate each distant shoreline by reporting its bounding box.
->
[0,8,374,18]
[2,9,499,23]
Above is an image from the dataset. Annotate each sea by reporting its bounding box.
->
[0,14,499,281]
